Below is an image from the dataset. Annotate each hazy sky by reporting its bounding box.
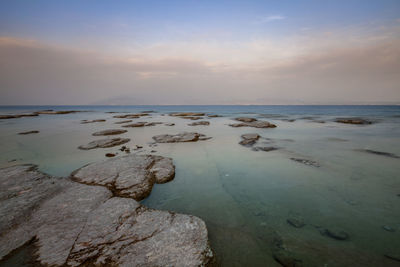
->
[0,0,399,105]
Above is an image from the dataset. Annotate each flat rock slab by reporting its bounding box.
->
[18,130,39,135]
[113,113,149,119]
[153,132,210,143]
[239,133,260,146]
[35,110,83,115]
[71,154,175,200]
[170,112,205,117]
[335,118,372,125]
[122,122,163,127]
[78,138,130,150]
[0,113,39,119]
[80,119,106,124]
[114,120,133,124]
[229,119,276,128]
[92,129,127,136]
[188,121,210,126]
[67,197,214,267]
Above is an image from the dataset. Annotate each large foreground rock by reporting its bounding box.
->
[71,154,175,200]
[0,161,215,266]
[153,132,210,143]
[78,137,130,150]
[67,197,214,266]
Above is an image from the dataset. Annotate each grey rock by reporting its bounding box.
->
[165,123,175,126]
[35,110,84,115]
[356,149,400,159]
[287,217,305,228]
[122,122,162,127]
[239,133,260,147]
[188,121,210,126]
[0,113,38,119]
[113,113,150,119]
[207,114,222,117]
[67,197,214,267]
[80,119,106,124]
[335,117,372,125]
[71,154,175,200]
[321,228,349,240]
[78,138,130,150]
[153,132,210,143]
[384,253,400,262]
[253,146,279,152]
[290,158,320,167]
[170,112,205,117]
[229,119,277,128]
[18,130,39,135]
[92,129,127,136]
[235,117,257,122]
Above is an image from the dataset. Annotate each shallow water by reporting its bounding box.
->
[1,105,400,266]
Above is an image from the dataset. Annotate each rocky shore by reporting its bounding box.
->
[0,155,215,266]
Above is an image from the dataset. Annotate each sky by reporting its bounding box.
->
[0,0,399,105]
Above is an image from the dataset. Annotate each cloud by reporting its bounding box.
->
[254,15,286,24]
[0,23,399,105]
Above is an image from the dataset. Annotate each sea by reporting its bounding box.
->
[0,105,399,266]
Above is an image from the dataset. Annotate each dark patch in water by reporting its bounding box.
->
[356,149,400,159]
[0,238,42,267]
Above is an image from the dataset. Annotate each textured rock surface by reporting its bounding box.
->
[188,121,210,126]
[78,138,130,150]
[92,129,127,136]
[67,197,214,267]
[335,118,372,125]
[71,154,175,200]
[229,118,276,128]
[153,132,210,143]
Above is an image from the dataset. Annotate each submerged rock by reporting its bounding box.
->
[114,119,133,124]
[153,132,211,143]
[208,114,222,117]
[18,130,39,135]
[287,217,305,228]
[113,113,149,119]
[356,149,400,159]
[253,146,279,152]
[239,133,260,147]
[165,123,175,126]
[290,158,320,167]
[80,119,106,124]
[0,113,38,119]
[335,118,372,125]
[122,122,162,127]
[382,225,396,232]
[188,121,210,126]
[321,228,349,240]
[35,110,84,115]
[384,253,400,262]
[71,154,175,200]
[78,138,130,150]
[229,118,277,128]
[67,197,214,267]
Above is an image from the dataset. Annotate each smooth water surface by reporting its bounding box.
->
[1,105,399,266]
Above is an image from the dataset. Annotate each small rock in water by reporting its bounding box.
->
[188,121,210,126]
[290,158,320,167]
[287,217,305,228]
[384,253,400,262]
[321,228,349,240]
[164,123,175,126]
[356,149,400,159]
[335,117,372,125]
[119,146,127,151]
[92,129,127,136]
[151,150,157,153]
[105,153,116,157]
[18,130,39,135]
[253,146,279,152]
[382,225,396,232]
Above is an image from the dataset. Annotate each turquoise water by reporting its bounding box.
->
[1,106,400,266]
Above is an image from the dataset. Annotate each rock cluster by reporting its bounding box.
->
[153,132,211,143]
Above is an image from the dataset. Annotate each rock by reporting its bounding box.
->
[335,118,372,125]
[229,119,277,128]
[18,130,39,135]
[239,133,260,147]
[235,117,257,122]
[382,225,396,232]
[384,253,400,262]
[170,112,205,117]
[253,146,279,152]
[153,132,210,143]
[35,110,84,115]
[282,119,296,122]
[92,129,127,136]
[119,146,127,151]
[66,197,214,267]
[198,135,212,141]
[188,121,210,126]
[181,116,203,120]
[105,153,116,157]
[165,123,175,126]
[287,217,305,228]
[122,122,162,127]
[151,150,157,153]
[114,120,133,124]
[321,228,349,240]
[113,113,149,119]
[78,138,130,150]
[80,119,106,124]
[70,154,175,200]
[271,233,304,267]
[290,158,320,167]
[0,113,39,119]
[141,110,154,113]
[208,114,222,117]
[356,149,400,159]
